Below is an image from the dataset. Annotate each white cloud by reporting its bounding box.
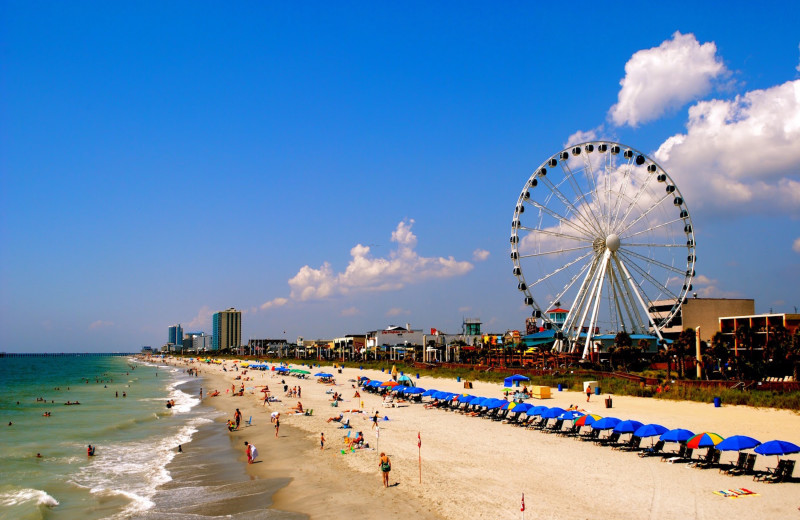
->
[472,249,490,261]
[260,297,288,311]
[458,306,471,313]
[386,307,410,317]
[563,128,601,148]
[654,79,800,215]
[692,275,741,298]
[793,237,800,253]
[340,307,360,317]
[287,220,474,301]
[89,320,113,330]
[185,306,214,329]
[609,32,727,127]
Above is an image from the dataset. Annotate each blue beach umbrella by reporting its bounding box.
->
[754,440,800,456]
[716,435,761,451]
[422,389,438,397]
[403,387,424,395]
[660,428,695,443]
[633,424,668,438]
[512,403,532,414]
[526,405,549,416]
[458,394,475,403]
[591,417,621,430]
[613,420,644,434]
[541,407,566,419]
[558,410,585,421]
[485,399,505,410]
[504,374,531,387]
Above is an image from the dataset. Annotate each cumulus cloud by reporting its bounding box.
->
[472,249,490,261]
[260,297,288,310]
[89,320,113,330]
[386,307,410,317]
[609,32,727,127]
[340,307,360,317]
[654,79,800,215]
[184,306,214,329]
[287,220,474,301]
[793,237,800,253]
[563,128,601,148]
[692,275,741,298]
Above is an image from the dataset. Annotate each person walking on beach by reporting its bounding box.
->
[586,385,592,402]
[320,432,325,450]
[244,441,252,463]
[379,452,391,487]
[234,408,242,429]
[372,411,379,430]
[274,416,280,437]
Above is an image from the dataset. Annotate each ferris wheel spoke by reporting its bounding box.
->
[526,250,595,287]
[619,247,685,276]
[560,161,605,234]
[622,242,685,248]
[543,256,595,311]
[611,170,658,232]
[527,200,596,239]
[518,244,593,259]
[560,256,600,339]
[537,176,602,236]
[611,255,649,334]
[615,191,674,237]
[608,264,638,333]
[616,251,681,302]
[518,226,591,244]
[622,217,684,240]
[609,155,637,235]
[616,258,666,341]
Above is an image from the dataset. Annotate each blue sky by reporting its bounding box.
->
[2,1,799,352]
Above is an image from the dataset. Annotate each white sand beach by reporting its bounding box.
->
[170,358,800,520]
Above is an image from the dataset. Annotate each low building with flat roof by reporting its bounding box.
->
[649,297,754,342]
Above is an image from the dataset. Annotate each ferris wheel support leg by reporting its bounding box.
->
[610,254,646,335]
[562,256,600,353]
[577,255,607,360]
[583,250,611,361]
[617,258,665,342]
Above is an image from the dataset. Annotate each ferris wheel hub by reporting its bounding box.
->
[605,233,621,252]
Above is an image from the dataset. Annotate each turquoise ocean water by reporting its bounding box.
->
[0,355,209,520]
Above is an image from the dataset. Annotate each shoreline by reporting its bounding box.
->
[157,357,800,520]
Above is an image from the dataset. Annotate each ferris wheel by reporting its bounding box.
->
[510,141,696,358]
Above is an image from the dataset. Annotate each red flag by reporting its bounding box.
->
[417,432,421,448]
[521,493,525,512]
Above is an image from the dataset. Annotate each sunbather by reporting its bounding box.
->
[290,401,304,413]
[327,413,344,423]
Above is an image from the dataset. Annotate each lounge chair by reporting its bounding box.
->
[730,453,758,476]
[557,423,580,437]
[596,432,620,446]
[493,409,510,421]
[666,446,693,464]
[544,419,564,433]
[720,452,748,475]
[756,459,795,483]
[693,448,721,469]
[503,412,521,425]
[639,440,665,458]
[527,417,546,430]
[304,409,313,416]
[580,429,600,442]
[615,436,642,451]
[661,444,687,462]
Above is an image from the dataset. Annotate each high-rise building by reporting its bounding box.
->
[168,324,183,348]
[212,308,241,351]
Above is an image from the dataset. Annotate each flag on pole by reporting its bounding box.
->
[418,432,421,448]
[521,493,525,512]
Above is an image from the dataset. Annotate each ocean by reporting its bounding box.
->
[0,355,302,520]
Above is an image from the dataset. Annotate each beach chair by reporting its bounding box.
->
[580,429,600,442]
[493,409,509,422]
[666,446,693,464]
[693,448,720,469]
[503,412,521,425]
[638,440,665,458]
[661,444,687,462]
[720,452,748,475]
[544,419,564,433]
[757,459,794,483]
[304,409,314,416]
[596,432,621,446]
[755,459,786,482]
[557,422,580,437]
[615,436,642,451]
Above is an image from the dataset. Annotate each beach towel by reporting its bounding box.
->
[249,445,258,462]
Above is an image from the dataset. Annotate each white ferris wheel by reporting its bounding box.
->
[510,141,696,358]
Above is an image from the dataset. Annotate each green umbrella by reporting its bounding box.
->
[290,369,310,374]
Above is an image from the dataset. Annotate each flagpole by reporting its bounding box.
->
[521,492,525,520]
[417,431,422,483]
